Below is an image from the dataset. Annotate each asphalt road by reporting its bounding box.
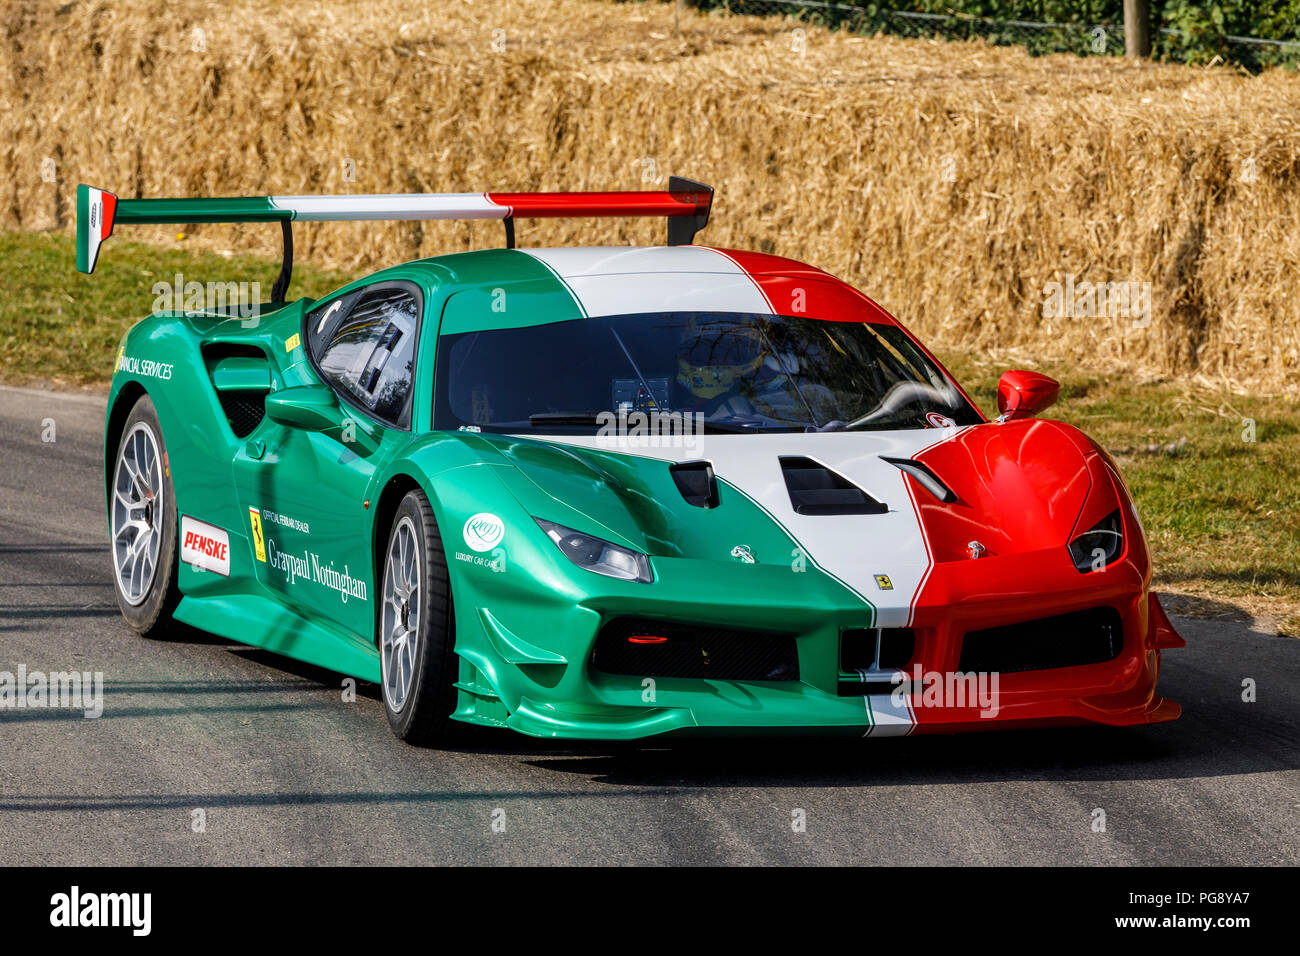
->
[1,384,1296,866]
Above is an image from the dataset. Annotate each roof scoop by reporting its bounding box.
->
[779,457,887,516]
[881,456,957,503]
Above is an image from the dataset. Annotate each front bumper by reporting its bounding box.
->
[450,546,1184,740]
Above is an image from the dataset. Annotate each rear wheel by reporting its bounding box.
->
[109,396,180,636]
[380,490,457,744]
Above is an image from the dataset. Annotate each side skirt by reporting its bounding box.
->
[173,593,380,683]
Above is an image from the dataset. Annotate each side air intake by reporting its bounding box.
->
[779,457,887,515]
[203,344,271,439]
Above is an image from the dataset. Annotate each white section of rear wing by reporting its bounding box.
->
[269,193,507,221]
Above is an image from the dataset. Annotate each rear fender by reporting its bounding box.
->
[105,305,307,592]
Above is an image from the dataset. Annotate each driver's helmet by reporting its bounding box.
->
[675,318,766,401]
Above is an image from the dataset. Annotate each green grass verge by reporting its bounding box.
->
[3,230,1297,633]
[0,231,354,386]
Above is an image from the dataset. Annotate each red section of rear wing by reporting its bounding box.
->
[491,178,711,247]
[489,186,710,219]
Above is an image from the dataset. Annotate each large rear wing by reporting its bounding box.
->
[76,177,713,301]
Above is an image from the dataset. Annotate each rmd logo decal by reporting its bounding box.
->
[463,513,504,552]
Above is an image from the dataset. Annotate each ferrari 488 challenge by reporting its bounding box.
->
[78,177,1183,743]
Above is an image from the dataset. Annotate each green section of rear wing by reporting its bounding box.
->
[76,184,283,274]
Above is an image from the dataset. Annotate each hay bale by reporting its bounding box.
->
[3,0,1299,391]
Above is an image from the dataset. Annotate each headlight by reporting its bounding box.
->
[534,519,653,583]
[1068,510,1123,573]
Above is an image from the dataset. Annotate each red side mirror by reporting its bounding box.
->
[997,370,1060,421]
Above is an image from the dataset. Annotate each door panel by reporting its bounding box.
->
[234,428,382,641]
[233,280,424,644]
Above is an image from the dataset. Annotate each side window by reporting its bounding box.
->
[307,284,419,427]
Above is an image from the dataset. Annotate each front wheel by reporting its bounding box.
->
[380,490,457,744]
[109,395,181,636]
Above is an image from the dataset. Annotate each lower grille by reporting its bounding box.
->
[218,391,266,438]
[841,627,915,671]
[592,618,799,682]
[958,607,1124,674]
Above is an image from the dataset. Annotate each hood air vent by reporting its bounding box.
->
[880,456,957,503]
[670,461,719,509]
[779,457,887,515]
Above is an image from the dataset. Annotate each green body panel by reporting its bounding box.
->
[433,249,586,333]
[103,249,885,738]
[211,355,273,392]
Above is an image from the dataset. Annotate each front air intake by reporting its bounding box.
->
[958,607,1124,674]
[779,456,887,515]
[592,618,799,681]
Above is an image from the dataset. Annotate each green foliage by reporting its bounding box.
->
[1156,0,1300,67]
[699,0,1300,68]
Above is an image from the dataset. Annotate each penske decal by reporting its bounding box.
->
[180,516,230,576]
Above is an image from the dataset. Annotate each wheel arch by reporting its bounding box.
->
[370,472,428,646]
[103,380,149,516]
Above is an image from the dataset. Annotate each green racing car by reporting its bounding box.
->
[80,178,1183,744]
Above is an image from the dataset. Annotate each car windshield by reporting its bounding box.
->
[433,312,981,433]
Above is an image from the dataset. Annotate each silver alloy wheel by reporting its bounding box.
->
[381,515,422,712]
[110,421,165,606]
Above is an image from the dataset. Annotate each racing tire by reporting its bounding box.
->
[379,490,458,744]
[109,395,181,636]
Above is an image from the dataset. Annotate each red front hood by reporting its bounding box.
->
[913,418,1107,562]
